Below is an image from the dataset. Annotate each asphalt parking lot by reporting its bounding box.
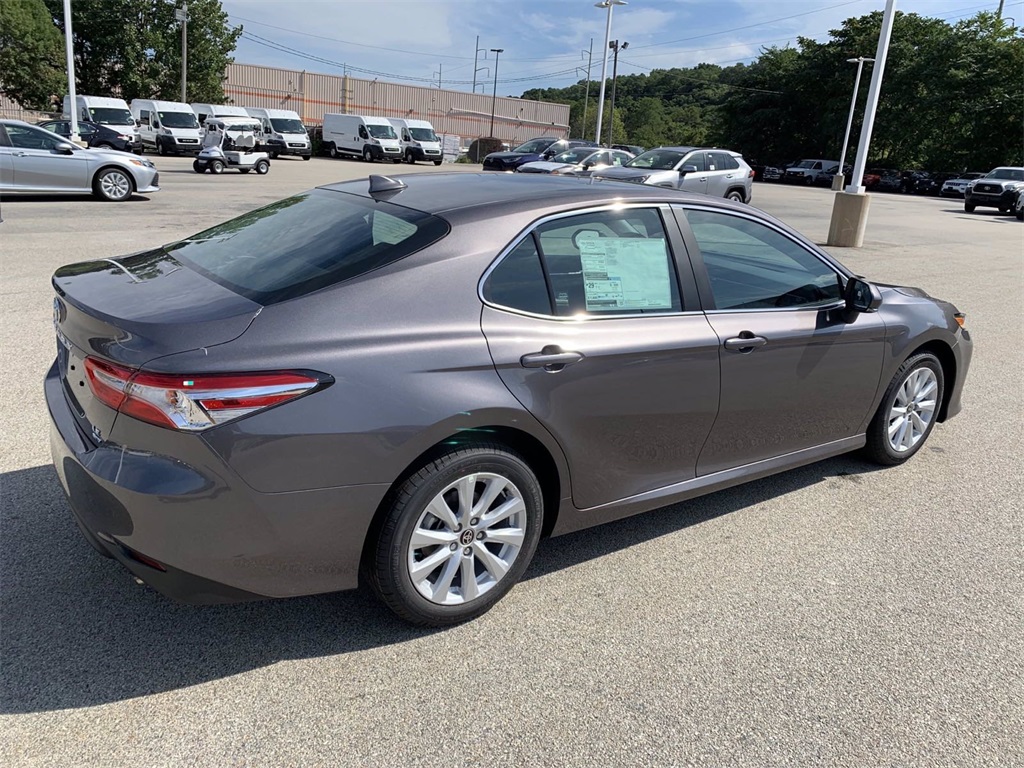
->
[1,157,1021,767]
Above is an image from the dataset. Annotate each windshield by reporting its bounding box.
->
[626,150,685,170]
[158,111,199,129]
[408,127,438,142]
[167,189,450,304]
[795,160,817,169]
[986,168,1024,181]
[551,149,595,164]
[513,138,555,154]
[367,124,397,140]
[270,118,305,133]
[88,107,133,125]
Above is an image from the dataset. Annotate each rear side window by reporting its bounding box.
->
[482,237,552,315]
[166,189,450,304]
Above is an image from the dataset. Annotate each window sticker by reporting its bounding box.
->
[578,238,673,311]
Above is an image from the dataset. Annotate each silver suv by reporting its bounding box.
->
[591,146,753,202]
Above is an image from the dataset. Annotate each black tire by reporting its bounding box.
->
[255,159,270,175]
[964,201,976,212]
[210,159,225,174]
[433,160,442,166]
[392,158,402,164]
[192,160,204,173]
[157,142,167,157]
[92,167,134,202]
[366,443,544,626]
[406,150,416,164]
[1016,206,1023,221]
[269,151,279,159]
[726,189,744,203]
[328,144,338,159]
[363,147,373,162]
[238,168,251,174]
[998,205,1010,214]
[302,154,311,161]
[863,352,945,466]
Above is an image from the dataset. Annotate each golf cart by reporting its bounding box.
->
[193,119,270,175]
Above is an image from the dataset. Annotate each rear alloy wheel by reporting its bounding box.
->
[93,168,133,202]
[210,159,225,174]
[864,352,944,465]
[255,159,270,175]
[367,444,543,626]
[726,190,744,203]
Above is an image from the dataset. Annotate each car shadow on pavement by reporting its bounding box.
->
[0,455,880,713]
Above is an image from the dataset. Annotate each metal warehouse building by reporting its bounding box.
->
[224,63,570,144]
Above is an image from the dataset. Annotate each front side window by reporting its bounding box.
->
[684,209,843,310]
[683,152,707,172]
[358,125,368,139]
[5,124,65,150]
[138,110,150,126]
[513,138,555,154]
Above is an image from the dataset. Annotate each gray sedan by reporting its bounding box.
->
[516,147,635,176]
[46,173,971,626]
[0,119,158,201]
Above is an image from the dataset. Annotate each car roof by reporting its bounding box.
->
[319,172,729,219]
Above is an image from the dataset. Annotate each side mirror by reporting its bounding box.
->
[679,164,698,175]
[55,143,76,155]
[844,277,882,314]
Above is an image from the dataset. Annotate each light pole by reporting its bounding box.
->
[606,39,627,146]
[833,56,874,191]
[176,3,187,102]
[489,48,503,138]
[827,0,899,247]
[580,39,593,139]
[593,0,626,145]
[62,0,80,143]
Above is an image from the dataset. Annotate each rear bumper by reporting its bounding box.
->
[46,361,389,604]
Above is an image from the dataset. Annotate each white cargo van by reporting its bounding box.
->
[245,108,311,159]
[190,103,250,126]
[63,95,136,136]
[130,99,202,155]
[389,118,442,165]
[322,114,402,162]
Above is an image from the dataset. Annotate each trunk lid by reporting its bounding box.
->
[52,248,261,442]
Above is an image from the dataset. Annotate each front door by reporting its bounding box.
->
[677,150,708,195]
[3,123,91,193]
[480,205,721,509]
[676,206,886,476]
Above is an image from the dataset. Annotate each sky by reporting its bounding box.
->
[221,0,1019,94]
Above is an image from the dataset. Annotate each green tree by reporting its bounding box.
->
[0,0,64,110]
[44,0,241,103]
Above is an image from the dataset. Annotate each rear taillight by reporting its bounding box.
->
[84,357,322,431]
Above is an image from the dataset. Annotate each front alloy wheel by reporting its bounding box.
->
[94,168,133,201]
[864,353,944,465]
[367,444,543,626]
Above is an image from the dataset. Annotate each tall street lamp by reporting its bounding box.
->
[606,39,627,146]
[62,0,80,143]
[489,48,504,138]
[593,0,626,145]
[833,56,874,191]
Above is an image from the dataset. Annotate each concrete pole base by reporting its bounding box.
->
[827,191,871,247]
[831,173,845,191]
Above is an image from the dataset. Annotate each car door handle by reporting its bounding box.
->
[698,176,707,182]
[723,334,768,352]
[12,151,27,157]
[520,346,584,371]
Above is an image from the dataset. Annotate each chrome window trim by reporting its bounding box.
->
[478,202,699,322]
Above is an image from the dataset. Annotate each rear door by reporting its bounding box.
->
[0,126,14,190]
[481,204,721,509]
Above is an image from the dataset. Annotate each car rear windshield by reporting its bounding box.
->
[165,189,450,304]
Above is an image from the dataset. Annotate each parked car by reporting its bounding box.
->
[482,137,597,171]
[45,172,971,625]
[760,164,785,182]
[62,94,136,139]
[917,172,955,196]
[861,168,897,190]
[515,147,634,176]
[814,164,852,187]
[899,171,935,194]
[591,146,753,202]
[0,118,158,201]
[611,143,644,156]
[38,119,141,154]
[964,166,1024,213]
[783,158,839,185]
[876,170,903,193]
[940,172,984,198]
